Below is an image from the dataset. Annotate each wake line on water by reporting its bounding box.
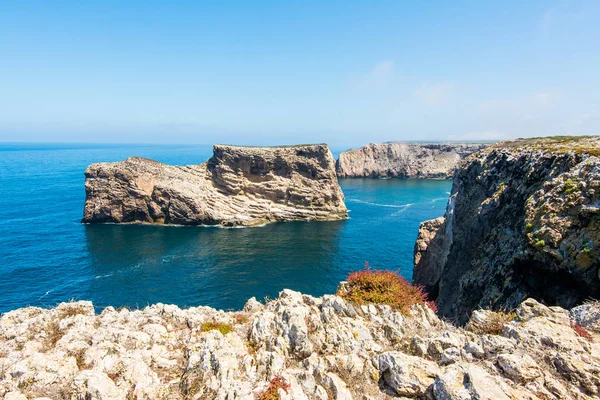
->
[429,197,448,203]
[38,256,178,302]
[345,198,413,209]
[390,203,414,216]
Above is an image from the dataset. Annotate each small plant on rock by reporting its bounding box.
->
[339,263,435,314]
[200,321,234,335]
[257,375,291,400]
[564,179,578,194]
[469,311,516,335]
[571,321,594,342]
[234,313,249,324]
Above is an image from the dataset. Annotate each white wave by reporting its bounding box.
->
[346,198,413,209]
[429,197,448,203]
[390,203,414,216]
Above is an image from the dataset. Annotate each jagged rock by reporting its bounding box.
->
[413,216,448,298]
[71,370,123,400]
[3,393,27,400]
[497,353,541,382]
[570,301,600,332]
[375,352,439,396]
[413,136,600,323]
[336,142,487,178]
[83,144,347,226]
[1,294,599,399]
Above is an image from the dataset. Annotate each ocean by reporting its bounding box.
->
[0,143,451,313]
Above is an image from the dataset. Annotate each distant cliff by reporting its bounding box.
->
[336,143,488,178]
[83,144,347,227]
[413,136,600,324]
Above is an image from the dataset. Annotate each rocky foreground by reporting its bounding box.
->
[336,143,487,179]
[83,144,347,227]
[414,136,600,324]
[1,290,599,399]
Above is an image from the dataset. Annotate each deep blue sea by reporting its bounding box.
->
[0,143,451,313]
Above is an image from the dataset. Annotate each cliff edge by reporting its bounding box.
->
[336,143,488,179]
[414,136,600,324]
[1,292,599,399]
[83,144,347,227]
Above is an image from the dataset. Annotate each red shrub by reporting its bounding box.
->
[339,263,436,315]
[571,321,594,342]
[257,375,291,400]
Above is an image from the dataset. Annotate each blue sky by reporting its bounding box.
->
[1,1,599,147]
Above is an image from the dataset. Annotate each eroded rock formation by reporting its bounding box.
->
[336,143,488,179]
[414,136,600,324]
[1,292,599,399]
[83,144,347,227]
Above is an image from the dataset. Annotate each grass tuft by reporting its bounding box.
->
[200,321,234,335]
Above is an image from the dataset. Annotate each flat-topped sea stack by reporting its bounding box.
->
[83,144,347,226]
[414,136,600,324]
[336,142,488,179]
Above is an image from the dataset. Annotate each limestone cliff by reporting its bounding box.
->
[1,292,599,399]
[414,136,600,324]
[83,144,347,227]
[336,143,488,179]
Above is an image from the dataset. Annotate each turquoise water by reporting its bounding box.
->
[0,144,451,313]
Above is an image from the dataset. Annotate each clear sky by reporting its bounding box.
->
[1,1,599,147]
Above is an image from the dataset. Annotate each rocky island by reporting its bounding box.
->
[414,136,600,324]
[83,144,347,227]
[336,143,488,179]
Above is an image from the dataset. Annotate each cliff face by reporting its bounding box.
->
[1,292,599,399]
[336,143,488,178]
[414,137,600,324]
[83,144,347,226]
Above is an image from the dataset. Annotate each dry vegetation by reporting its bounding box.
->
[338,264,436,314]
[234,313,249,324]
[571,321,594,342]
[468,311,517,335]
[256,375,291,400]
[495,135,600,156]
